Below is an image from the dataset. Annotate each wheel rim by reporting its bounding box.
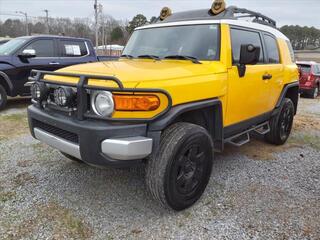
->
[279,107,293,141]
[174,144,205,195]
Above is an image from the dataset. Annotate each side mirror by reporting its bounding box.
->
[237,44,260,77]
[19,49,36,59]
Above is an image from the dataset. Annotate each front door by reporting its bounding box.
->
[14,39,60,95]
[225,27,271,127]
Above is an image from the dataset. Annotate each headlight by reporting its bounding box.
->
[53,87,74,107]
[31,82,47,101]
[91,91,114,117]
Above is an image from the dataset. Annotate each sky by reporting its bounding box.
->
[0,0,320,28]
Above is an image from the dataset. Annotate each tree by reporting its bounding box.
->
[150,16,158,23]
[126,14,148,33]
[280,25,320,50]
[111,26,124,42]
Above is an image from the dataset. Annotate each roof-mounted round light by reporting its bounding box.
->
[211,0,226,15]
[160,7,172,21]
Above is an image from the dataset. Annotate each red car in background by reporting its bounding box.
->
[297,61,320,98]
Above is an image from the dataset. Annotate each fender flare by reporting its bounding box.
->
[148,98,224,152]
[0,71,14,95]
[275,81,299,114]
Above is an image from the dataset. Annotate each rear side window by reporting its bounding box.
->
[59,40,88,57]
[264,34,280,63]
[22,39,55,57]
[286,40,295,63]
[231,28,264,64]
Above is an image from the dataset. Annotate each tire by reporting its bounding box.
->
[60,152,84,163]
[265,98,295,145]
[146,122,214,211]
[0,85,8,110]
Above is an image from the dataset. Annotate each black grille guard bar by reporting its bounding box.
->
[28,69,172,122]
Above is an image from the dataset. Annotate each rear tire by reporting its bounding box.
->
[265,98,295,145]
[146,122,214,211]
[0,85,8,110]
[60,152,84,163]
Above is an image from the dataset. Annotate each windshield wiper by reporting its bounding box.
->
[164,55,202,64]
[120,54,134,59]
[138,55,161,61]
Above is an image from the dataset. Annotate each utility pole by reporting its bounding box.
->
[16,11,28,35]
[94,0,99,48]
[43,9,49,34]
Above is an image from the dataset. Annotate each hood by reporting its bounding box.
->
[53,59,226,88]
[0,55,13,66]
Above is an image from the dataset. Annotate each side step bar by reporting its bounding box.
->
[225,122,270,147]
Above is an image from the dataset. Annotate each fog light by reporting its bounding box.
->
[31,82,47,101]
[54,87,74,107]
[91,91,114,117]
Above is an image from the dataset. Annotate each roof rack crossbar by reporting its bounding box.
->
[230,7,276,28]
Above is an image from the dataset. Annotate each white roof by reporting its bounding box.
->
[95,44,124,51]
[136,19,288,41]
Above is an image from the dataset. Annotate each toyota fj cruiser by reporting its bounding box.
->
[27,1,299,211]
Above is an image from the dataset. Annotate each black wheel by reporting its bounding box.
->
[265,98,295,145]
[60,152,84,163]
[146,122,214,211]
[0,85,8,110]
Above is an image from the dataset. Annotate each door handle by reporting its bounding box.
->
[262,74,272,80]
[49,62,60,65]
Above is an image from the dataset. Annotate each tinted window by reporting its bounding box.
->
[60,40,88,57]
[22,39,55,57]
[231,28,264,64]
[264,35,280,63]
[123,25,220,61]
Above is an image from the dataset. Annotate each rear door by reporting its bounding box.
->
[14,38,60,94]
[261,33,284,109]
[57,39,95,68]
[225,27,271,126]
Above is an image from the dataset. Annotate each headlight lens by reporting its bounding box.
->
[31,82,47,101]
[91,91,114,117]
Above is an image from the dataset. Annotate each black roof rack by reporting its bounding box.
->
[155,6,277,28]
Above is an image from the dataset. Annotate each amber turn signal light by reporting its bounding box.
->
[113,95,160,111]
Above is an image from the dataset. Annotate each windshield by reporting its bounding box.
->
[123,24,220,61]
[0,38,28,56]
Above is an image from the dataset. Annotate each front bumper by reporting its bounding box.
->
[28,105,153,168]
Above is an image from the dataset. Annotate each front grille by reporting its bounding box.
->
[33,119,79,144]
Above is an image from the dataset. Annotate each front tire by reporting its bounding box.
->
[0,85,8,110]
[146,123,214,211]
[265,98,295,145]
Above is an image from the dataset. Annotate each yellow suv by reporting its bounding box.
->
[27,2,299,211]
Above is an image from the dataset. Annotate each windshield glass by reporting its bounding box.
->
[0,38,28,56]
[123,24,220,61]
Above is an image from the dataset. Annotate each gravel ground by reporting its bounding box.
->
[0,97,319,240]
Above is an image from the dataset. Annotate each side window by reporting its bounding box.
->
[264,34,280,64]
[22,39,55,57]
[59,40,88,57]
[230,28,264,64]
[286,40,295,63]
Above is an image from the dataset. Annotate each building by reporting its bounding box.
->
[95,44,124,56]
